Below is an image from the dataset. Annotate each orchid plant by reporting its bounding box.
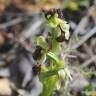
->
[34,9,72,96]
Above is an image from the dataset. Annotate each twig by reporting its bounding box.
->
[73,6,95,35]
[68,6,96,50]
[80,55,96,68]
[0,12,40,29]
[20,17,44,39]
[71,27,96,49]
[0,17,26,29]
[83,43,96,64]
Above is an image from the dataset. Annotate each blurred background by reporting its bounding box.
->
[0,0,96,96]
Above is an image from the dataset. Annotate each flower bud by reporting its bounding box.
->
[58,69,66,80]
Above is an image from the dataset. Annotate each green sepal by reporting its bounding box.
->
[47,52,60,64]
[37,36,49,50]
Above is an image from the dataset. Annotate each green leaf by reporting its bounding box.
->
[47,52,59,64]
[41,76,57,96]
[86,83,94,96]
[37,36,49,50]
[41,68,63,79]
[86,83,94,91]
